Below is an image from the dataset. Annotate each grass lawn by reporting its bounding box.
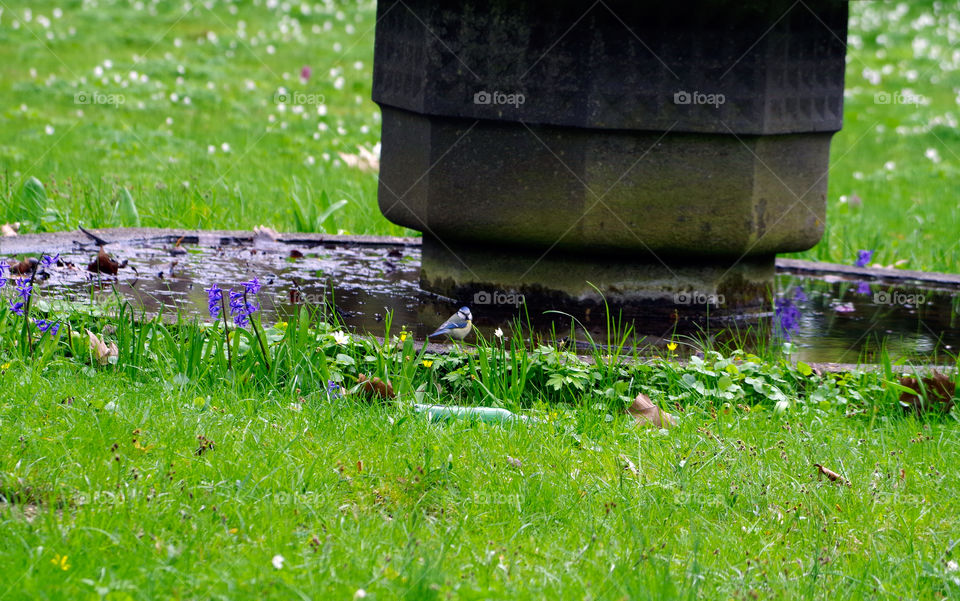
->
[0,287,958,599]
[1,1,959,599]
[2,363,959,600]
[0,0,958,271]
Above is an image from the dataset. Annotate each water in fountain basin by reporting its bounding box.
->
[5,236,958,366]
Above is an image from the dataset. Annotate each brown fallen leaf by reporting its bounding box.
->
[1,222,19,237]
[289,249,304,259]
[88,246,126,275]
[898,371,956,415]
[814,463,846,484]
[87,329,119,365]
[357,374,395,402]
[627,393,676,428]
[8,257,38,275]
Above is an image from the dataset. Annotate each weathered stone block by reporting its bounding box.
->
[372,0,849,310]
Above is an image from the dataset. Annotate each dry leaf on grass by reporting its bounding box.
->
[357,374,395,402]
[626,393,676,428]
[898,371,956,415]
[1,222,19,237]
[814,463,847,484]
[87,330,118,365]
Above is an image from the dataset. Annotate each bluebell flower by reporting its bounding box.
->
[856,281,871,295]
[242,277,261,295]
[8,300,24,316]
[775,295,801,342]
[854,250,874,268]
[228,289,259,328]
[0,262,7,289]
[205,284,223,319]
[40,253,59,269]
[327,380,343,399]
[16,279,32,303]
[34,319,61,337]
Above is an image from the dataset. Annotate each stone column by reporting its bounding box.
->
[372,0,848,312]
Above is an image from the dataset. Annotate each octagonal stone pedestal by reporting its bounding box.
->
[372,0,849,312]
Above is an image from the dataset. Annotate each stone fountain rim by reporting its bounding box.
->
[1,228,958,290]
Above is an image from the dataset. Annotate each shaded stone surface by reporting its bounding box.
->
[372,0,850,309]
[373,0,848,134]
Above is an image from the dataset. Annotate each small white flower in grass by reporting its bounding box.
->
[333,331,349,345]
[166,117,173,125]
[925,148,941,163]
[220,142,230,152]
[353,590,367,599]
[182,96,191,105]
[44,125,54,135]
[883,161,896,171]
[207,145,215,154]
[494,327,503,339]
[271,554,285,569]
[103,59,112,69]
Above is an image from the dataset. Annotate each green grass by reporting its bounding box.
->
[3,352,960,599]
[0,277,959,599]
[0,0,958,270]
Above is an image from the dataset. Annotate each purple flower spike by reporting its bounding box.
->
[855,281,871,295]
[34,319,61,337]
[40,253,60,269]
[15,279,32,303]
[775,296,802,342]
[242,277,261,295]
[206,284,223,319]
[228,289,259,328]
[854,250,874,268]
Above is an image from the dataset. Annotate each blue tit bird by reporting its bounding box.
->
[428,306,473,340]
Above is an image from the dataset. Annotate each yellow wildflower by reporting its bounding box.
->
[666,342,678,352]
[422,360,434,368]
[51,554,70,571]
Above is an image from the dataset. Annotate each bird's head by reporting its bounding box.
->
[457,307,473,322]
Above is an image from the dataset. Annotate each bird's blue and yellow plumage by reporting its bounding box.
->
[428,307,473,340]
